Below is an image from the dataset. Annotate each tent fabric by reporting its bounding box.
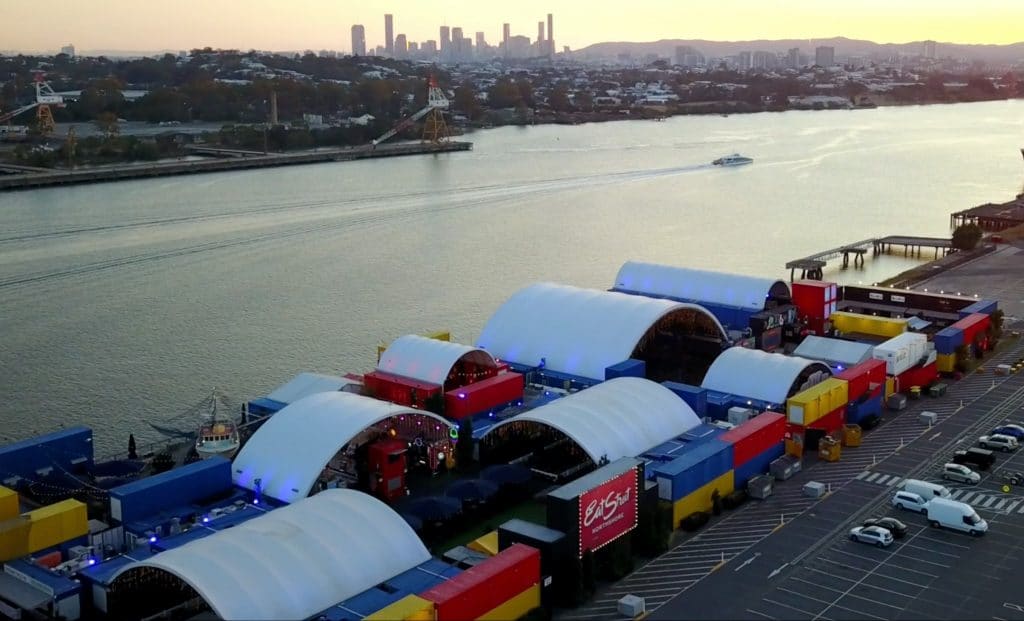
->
[480,377,702,464]
[377,334,497,385]
[110,489,430,621]
[232,392,454,504]
[476,282,728,381]
[612,261,791,311]
[792,336,874,368]
[265,372,359,405]
[701,347,830,405]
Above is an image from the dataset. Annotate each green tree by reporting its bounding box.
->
[547,85,571,113]
[952,223,983,250]
[95,111,120,139]
[453,81,481,120]
[456,417,474,472]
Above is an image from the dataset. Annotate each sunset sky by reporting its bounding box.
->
[8,0,1024,54]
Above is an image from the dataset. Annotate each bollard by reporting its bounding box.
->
[780,513,785,525]
[721,551,725,563]
[872,454,877,466]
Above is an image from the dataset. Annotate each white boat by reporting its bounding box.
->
[713,153,753,167]
[195,391,240,460]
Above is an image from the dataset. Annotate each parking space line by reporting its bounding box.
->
[763,596,824,619]
[843,590,909,610]
[897,542,960,560]
[858,572,927,593]
[790,576,845,594]
[803,566,857,584]
[746,608,777,620]
[912,534,971,549]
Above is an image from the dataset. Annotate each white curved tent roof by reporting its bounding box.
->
[266,372,359,405]
[613,261,791,311]
[701,347,830,405]
[111,489,430,621]
[377,334,496,384]
[481,377,702,463]
[232,392,454,504]
[477,282,727,381]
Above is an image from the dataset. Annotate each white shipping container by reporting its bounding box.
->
[873,332,927,375]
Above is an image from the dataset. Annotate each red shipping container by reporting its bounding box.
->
[897,362,938,391]
[807,406,846,432]
[952,313,990,347]
[363,370,442,408]
[420,543,541,621]
[444,372,524,421]
[720,412,786,469]
[792,280,837,320]
[836,358,886,402]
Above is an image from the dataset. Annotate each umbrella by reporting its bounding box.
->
[480,464,532,487]
[445,478,499,502]
[402,496,462,522]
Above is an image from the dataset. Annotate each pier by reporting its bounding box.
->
[0,140,472,191]
[786,235,954,281]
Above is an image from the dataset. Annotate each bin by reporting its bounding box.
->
[842,424,862,447]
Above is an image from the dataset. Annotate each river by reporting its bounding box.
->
[2,99,1022,453]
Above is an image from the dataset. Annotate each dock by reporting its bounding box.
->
[786,235,954,280]
[0,140,472,191]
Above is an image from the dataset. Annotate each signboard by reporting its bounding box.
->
[578,469,637,555]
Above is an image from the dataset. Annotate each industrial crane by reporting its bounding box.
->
[0,73,64,136]
[370,75,450,148]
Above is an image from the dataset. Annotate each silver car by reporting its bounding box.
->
[849,525,894,548]
[942,463,981,484]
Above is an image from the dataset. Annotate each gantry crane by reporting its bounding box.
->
[0,73,64,136]
[370,75,450,148]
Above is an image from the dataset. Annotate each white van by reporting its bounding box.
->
[926,497,988,535]
[903,479,952,500]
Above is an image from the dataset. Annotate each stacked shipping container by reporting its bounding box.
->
[444,372,524,420]
[872,332,929,376]
[419,544,541,621]
[786,378,849,426]
[0,499,88,562]
[109,456,232,525]
[651,439,734,525]
[720,413,786,488]
[661,382,707,418]
[791,280,837,335]
[958,299,998,319]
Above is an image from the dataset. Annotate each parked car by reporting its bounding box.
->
[863,517,908,539]
[892,490,929,514]
[979,434,1019,452]
[926,498,988,536]
[1001,470,1024,485]
[992,425,1024,440]
[903,479,952,499]
[849,525,894,547]
[942,463,981,485]
[952,447,996,470]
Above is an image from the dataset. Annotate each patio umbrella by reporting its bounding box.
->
[402,495,462,522]
[480,464,532,487]
[445,478,499,502]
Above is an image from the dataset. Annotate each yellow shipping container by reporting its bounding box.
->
[0,516,31,562]
[937,353,956,374]
[885,376,896,399]
[821,378,849,411]
[0,486,17,521]
[672,471,735,527]
[365,595,435,621]
[829,311,908,338]
[25,499,88,554]
[788,382,834,426]
[467,530,499,557]
[477,585,541,621]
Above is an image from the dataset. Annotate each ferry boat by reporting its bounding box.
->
[713,153,754,167]
[195,391,241,459]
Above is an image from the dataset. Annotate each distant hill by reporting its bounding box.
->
[575,36,1024,64]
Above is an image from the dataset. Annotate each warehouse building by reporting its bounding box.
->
[701,347,831,408]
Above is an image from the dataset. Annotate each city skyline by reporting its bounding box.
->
[5,0,1024,54]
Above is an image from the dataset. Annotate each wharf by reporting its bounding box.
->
[0,140,472,191]
[785,235,954,280]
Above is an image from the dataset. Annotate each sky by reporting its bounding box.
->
[8,0,1024,54]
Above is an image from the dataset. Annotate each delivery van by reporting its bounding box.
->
[902,479,952,500]
[926,497,988,535]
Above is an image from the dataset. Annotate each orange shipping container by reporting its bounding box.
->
[0,486,17,521]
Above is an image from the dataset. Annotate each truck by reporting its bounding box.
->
[925,497,988,536]
[951,447,996,471]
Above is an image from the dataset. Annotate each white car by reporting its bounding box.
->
[942,463,981,484]
[892,490,929,514]
[849,525,894,547]
[979,434,1019,452]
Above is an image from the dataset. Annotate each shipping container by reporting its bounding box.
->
[958,299,998,319]
[547,458,642,557]
[757,326,783,352]
[25,499,87,554]
[109,456,232,525]
[829,311,908,338]
[835,358,886,402]
[477,584,541,621]
[951,313,991,347]
[936,352,957,374]
[661,382,707,418]
[444,372,524,421]
[605,359,647,380]
[0,427,93,485]
[807,406,846,433]
[364,594,435,621]
[787,382,832,426]
[498,518,568,580]
[0,486,17,521]
[653,439,733,502]
[682,424,727,445]
[933,326,964,355]
[0,517,30,562]
[419,543,540,621]
[791,280,837,321]
[873,332,929,376]
[705,391,733,420]
[720,412,786,469]
[672,470,735,526]
[363,370,443,409]
[734,443,785,489]
[847,392,883,427]
[897,361,938,391]
[885,376,896,399]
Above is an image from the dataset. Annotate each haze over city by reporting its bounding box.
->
[7,0,1024,55]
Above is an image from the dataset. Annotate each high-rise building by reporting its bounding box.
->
[502,23,510,57]
[451,27,464,61]
[475,32,486,57]
[674,45,704,68]
[507,35,531,59]
[787,47,800,68]
[351,25,366,56]
[815,46,835,67]
[60,43,75,57]
[422,40,438,56]
[384,14,394,56]
[923,40,937,59]
[440,26,450,58]
[394,34,407,59]
[537,21,545,52]
[547,14,554,56]
[738,51,752,70]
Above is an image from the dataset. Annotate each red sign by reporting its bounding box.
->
[578,469,638,555]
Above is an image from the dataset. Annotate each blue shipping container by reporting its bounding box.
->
[605,359,647,381]
[643,439,687,461]
[109,456,233,524]
[933,326,964,355]
[0,426,93,483]
[734,442,785,488]
[958,299,998,319]
[246,397,286,418]
[706,391,733,420]
[847,392,883,426]
[683,424,726,445]
[653,439,733,501]
[661,382,707,418]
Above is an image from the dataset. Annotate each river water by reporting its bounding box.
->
[2,99,1022,453]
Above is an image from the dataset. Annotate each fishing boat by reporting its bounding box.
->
[713,153,754,167]
[195,391,241,460]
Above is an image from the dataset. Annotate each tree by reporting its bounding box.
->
[952,223,983,250]
[453,81,481,120]
[94,111,120,139]
[456,417,474,473]
[547,85,571,113]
